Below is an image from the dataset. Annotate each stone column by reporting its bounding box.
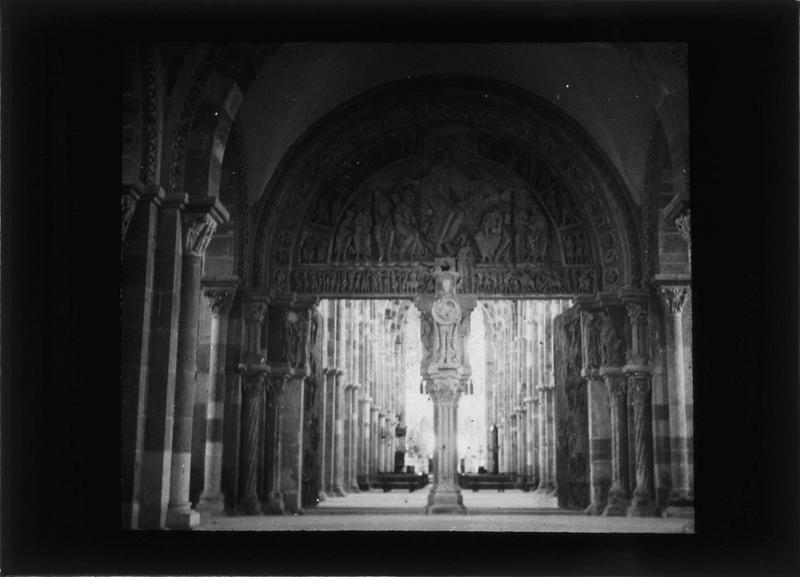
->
[660,285,693,516]
[348,384,362,492]
[517,406,527,487]
[280,369,306,513]
[425,375,466,514]
[377,411,386,473]
[525,396,536,485]
[602,369,630,516]
[332,369,346,496]
[236,367,267,515]
[121,184,163,529]
[323,368,336,496]
[359,395,372,487]
[138,193,185,529]
[167,199,228,529]
[261,372,286,514]
[196,280,238,514]
[370,407,380,476]
[540,386,557,492]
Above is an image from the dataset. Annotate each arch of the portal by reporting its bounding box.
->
[249,75,643,300]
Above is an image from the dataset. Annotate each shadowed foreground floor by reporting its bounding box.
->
[197,489,693,532]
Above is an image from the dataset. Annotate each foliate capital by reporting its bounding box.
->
[182,212,217,257]
[265,374,286,399]
[241,371,266,398]
[244,301,268,323]
[425,375,463,404]
[204,287,236,316]
[660,285,690,315]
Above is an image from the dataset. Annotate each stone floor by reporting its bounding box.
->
[197,489,693,533]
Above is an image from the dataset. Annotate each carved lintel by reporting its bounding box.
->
[182,212,217,257]
[660,285,690,316]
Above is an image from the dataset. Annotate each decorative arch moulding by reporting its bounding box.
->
[250,75,643,298]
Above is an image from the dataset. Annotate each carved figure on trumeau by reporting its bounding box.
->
[431,294,461,365]
[599,311,624,367]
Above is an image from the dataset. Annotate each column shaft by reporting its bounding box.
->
[603,372,630,516]
[627,373,657,516]
[279,374,305,513]
[332,371,346,495]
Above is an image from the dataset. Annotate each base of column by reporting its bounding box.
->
[584,501,607,516]
[317,491,327,502]
[348,483,361,493]
[236,494,263,516]
[534,480,555,494]
[261,493,286,515]
[663,505,695,518]
[282,491,304,514]
[424,486,467,515]
[628,492,659,517]
[602,493,630,517]
[196,492,226,515]
[166,505,201,529]
[331,485,346,497]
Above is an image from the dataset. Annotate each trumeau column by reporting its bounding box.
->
[621,291,658,517]
[659,285,694,518]
[121,184,163,529]
[167,198,228,529]
[597,297,630,517]
[196,279,238,514]
[418,263,475,514]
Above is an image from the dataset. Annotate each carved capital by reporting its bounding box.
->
[121,190,138,242]
[204,287,236,317]
[627,375,652,404]
[182,212,217,257]
[265,374,286,399]
[674,210,690,245]
[660,285,689,316]
[241,372,266,398]
[605,375,627,399]
[244,302,268,323]
[425,375,463,404]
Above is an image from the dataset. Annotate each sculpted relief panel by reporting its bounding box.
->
[255,87,636,296]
